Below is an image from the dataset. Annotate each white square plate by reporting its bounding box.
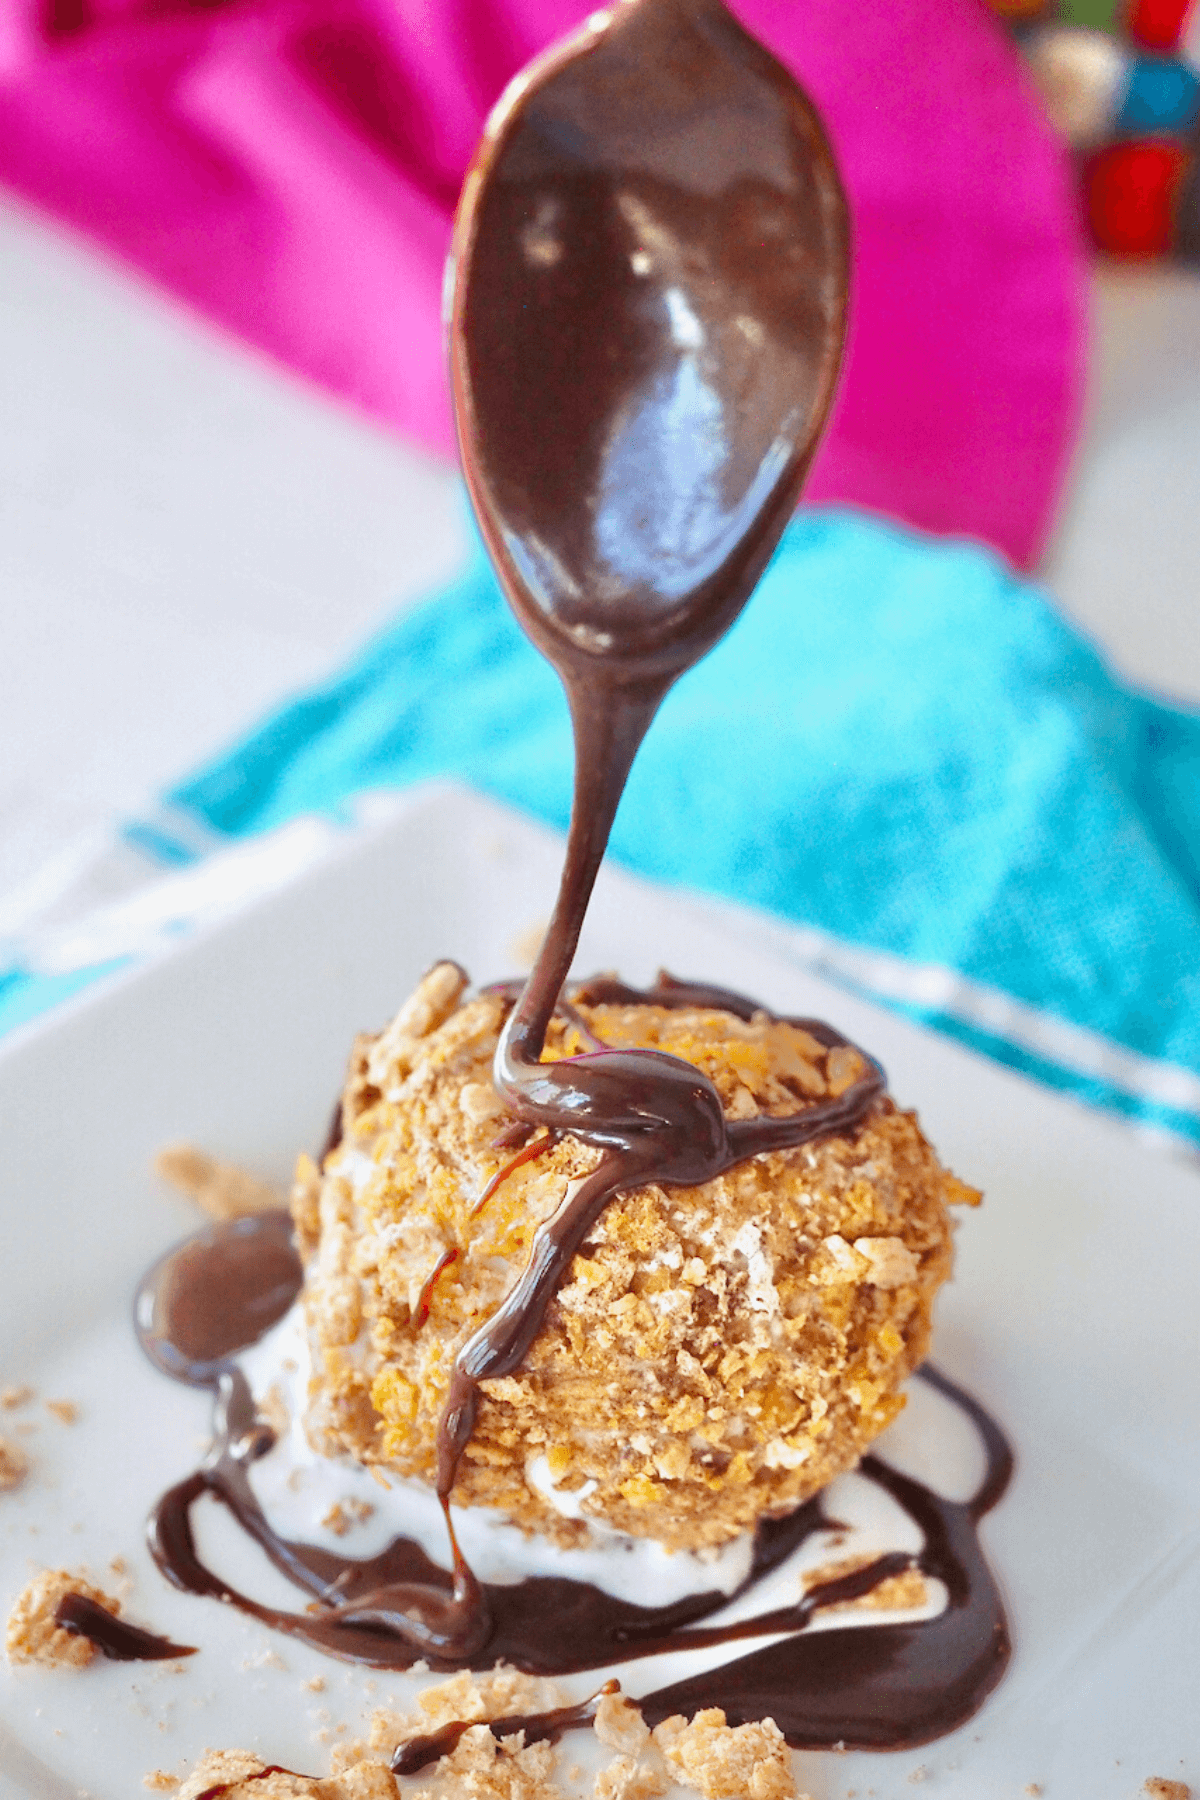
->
[1,784,1196,1799]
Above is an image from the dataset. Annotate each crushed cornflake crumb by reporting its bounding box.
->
[143,1772,180,1792]
[304,1674,327,1692]
[370,1666,565,1764]
[1,1385,32,1410]
[45,1399,78,1425]
[364,1667,622,1800]
[177,1751,398,1800]
[653,1710,800,1800]
[594,1756,669,1800]
[852,1236,919,1289]
[802,1554,928,1615]
[1024,1785,1042,1796]
[594,1692,650,1757]
[0,1435,29,1491]
[156,1143,283,1220]
[5,1568,119,1668]
[259,1382,291,1440]
[153,1696,823,1800]
[321,1498,377,1537]
[1143,1782,1190,1800]
[177,1755,271,1800]
[409,1727,557,1800]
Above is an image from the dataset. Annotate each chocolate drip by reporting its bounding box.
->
[147,1365,493,1664]
[438,975,883,1517]
[52,1592,196,1662]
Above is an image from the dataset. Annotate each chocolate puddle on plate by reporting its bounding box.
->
[133,976,1013,1757]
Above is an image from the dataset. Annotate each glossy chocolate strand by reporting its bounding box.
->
[148,1368,493,1662]
[193,1767,318,1800]
[607,1550,917,1658]
[918,1362,1014,1522]
[52,1593,197,1662]
[391,1681,622,1776]
[497,681,664,1071]
[441,974,882,1507]
[437,1140,706,1498]
[326,1496,493,1660]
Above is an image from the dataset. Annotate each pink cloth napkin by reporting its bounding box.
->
[0,0,1087,567]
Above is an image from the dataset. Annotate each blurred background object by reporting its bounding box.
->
[985,0,1200,256]
[0,0,1086,567]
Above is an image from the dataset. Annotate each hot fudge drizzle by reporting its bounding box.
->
[137,976,1012,1752]
[134,0,1011,1745]
[435,974,885,1550]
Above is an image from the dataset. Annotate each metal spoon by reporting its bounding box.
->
[448,0,848,1067]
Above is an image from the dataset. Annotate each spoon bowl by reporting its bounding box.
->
[448,0,849,689]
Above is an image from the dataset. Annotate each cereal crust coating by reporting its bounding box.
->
[294,967,976,1552]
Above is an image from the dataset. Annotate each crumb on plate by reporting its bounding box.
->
[653,1709,799,1800]
[156,1143,283,1220]
[801,1554,928,1614]
[0,1436,29,1491]
[166,1688,814,1800]
[5,1568,119,1669]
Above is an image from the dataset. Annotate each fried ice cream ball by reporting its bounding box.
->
[292,963,978,1553]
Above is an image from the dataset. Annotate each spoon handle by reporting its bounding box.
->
[495,681,662,1077]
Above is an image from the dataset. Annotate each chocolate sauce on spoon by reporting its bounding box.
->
[451,0,846,1064]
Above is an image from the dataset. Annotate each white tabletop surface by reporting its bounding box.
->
[2,188,1200,927]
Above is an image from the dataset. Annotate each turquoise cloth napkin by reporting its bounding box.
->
[7,509,1200,1148]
